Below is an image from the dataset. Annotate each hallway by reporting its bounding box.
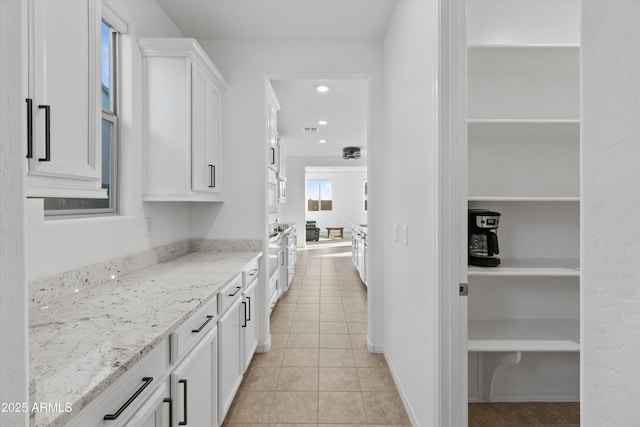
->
[223,242,411,425]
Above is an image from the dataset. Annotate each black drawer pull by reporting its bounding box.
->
[208,164,216,188]
[163,398,173,427]
[104,377,153,420]
[242,301,247,327]
[179,379,187,425]
[270,147,275,164]
[246,296,251,321]
[38,105,50,162]
[191,315,214,333]
[228,286,241,297]
[26,98,33,158]
[247,268,258,277]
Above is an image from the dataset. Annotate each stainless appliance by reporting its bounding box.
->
[468,209,501,267]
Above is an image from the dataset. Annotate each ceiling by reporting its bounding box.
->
[157,0,397,40]
[271,79,368,157]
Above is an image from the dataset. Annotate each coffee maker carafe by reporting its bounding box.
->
[468,209,501,267]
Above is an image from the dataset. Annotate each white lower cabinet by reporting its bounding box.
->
[171,325,218,427]
[242,280,259,372]
[123,382,172,427]
[217,297,244,425]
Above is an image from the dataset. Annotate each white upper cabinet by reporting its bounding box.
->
[139,38,227,202]
[26,0,105,198]
[266,80,280,173]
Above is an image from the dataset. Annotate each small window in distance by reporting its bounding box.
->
[307,179,333,211]
[44,20,118,215]
[364,179,368,211]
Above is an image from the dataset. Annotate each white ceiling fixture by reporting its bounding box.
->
[318,120,328,126]
[319,139,327,144]
[156,0,397,40]
[315,84,330,93]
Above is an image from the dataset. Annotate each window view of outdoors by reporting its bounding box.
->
[307,179,333,211]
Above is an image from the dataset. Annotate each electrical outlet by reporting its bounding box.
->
[393,224,399,241]
[402,225,409,245]
[145,217,152,237]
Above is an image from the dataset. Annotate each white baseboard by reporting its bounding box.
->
[472,386,579,402]
[384,353,419,427]
[366,336,384,353]
[256,336,272,353]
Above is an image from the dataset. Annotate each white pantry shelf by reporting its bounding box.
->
[468,319,580,352]
[468,258,580,277]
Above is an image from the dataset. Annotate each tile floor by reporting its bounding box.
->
[223,242,411,426]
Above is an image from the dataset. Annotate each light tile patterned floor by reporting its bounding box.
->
[223,242,411,426]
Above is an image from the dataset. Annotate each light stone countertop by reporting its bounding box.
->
[29,250,261,427]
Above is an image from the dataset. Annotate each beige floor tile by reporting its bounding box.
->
[294,311,320,322]
[353,350,386,368]
[224,390,274,424]
[320,303,344,313]
[320,311,347,322]
[283,348,319,367]
[223,423,269,427]
[290,321,320,334]
[279,294,299,304]
[350,334,368,350]
[345,311,368,323]
[251,348,285,367]
[347,322,368,335]
[242,366,281,390]
[278,303,297,313]
[320,289,341,296]
[343,303,367,313]
[320,296,343,304]
[318,391,367,424]
[288,333,320,349]
[271,310,295,322]
[319,334,352,349]
[319,349,355,368]
[320,321,349,334]
[269,391,319,424]
[271,334,289,349]
[296,303,321,312]
[342,296,366,305]
[298,296,321,304]
[270,321,292,334]
[357,367,396,392]
[276,366,319,391]
[299,289,321,296]
[362,392,411,425]
[319,367,360,391]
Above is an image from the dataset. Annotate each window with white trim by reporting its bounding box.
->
[307,179,333,211]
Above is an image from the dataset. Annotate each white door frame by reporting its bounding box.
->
[437,0,468,426]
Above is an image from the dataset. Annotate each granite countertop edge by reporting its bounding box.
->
[30,250,262,427]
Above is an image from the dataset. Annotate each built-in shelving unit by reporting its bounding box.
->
[466,0,581,403]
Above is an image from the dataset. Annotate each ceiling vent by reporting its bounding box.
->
[342,146,361,159]
[303,127,319,132]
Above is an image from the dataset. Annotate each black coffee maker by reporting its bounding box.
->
[468,209,501,267]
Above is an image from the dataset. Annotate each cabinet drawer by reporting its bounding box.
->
[171,295,218,363]
[219,274,243,314]
[66,340,168,427]
[243,259,260,287]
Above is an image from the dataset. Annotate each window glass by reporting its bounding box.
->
[307,179,333,211]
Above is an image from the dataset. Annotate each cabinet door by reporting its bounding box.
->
[191,62,222,195]
[217,298,243,425]
[172,326,218,427]
[242,281,258,372]
[267,104,278,171]
[123,382,172,427]
[27,0,103,198]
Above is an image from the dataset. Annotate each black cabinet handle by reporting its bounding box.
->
[208,164,216,188]
[228,286,241,297]
[246,296,251,321]
[242,301,247,327]
[191,315,214,333]
[178,379,187,425]
[270,147,275,165]
[38,105,50,162]
[26,99,33,158]
[104,377,153,420]
[163,398,173,427]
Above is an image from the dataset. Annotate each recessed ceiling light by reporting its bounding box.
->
[315,85,330,93]
[319,139,327,144]
[318,120,328,126]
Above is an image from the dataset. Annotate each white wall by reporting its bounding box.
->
[26,0,191,280]
[0,1,28,424]
[582,2,640,425]
[382,1,440,425]
[305,169,368,234]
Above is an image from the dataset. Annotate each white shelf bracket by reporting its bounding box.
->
[481,351,522,401]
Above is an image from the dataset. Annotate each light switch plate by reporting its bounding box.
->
[402,225,409,245]
[393,224,399,241]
